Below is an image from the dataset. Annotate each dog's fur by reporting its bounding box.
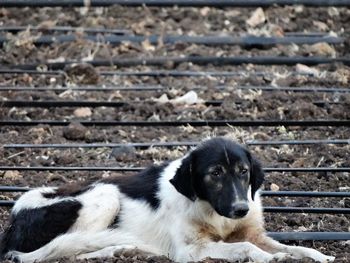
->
[0,137,335,262]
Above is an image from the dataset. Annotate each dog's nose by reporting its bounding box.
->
[233,203,249,218]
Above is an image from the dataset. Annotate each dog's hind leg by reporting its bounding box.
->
[251,232,335,262]
[77,245,159,260]
[5,229,153,263]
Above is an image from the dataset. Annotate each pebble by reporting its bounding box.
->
[246,8,266,27]
[270,183,280,191]
[74,107,92,118]
[3,170,20,179]
[63,122,87,140]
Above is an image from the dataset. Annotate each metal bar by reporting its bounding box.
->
[268,232,350,241]
[261,191,350,197]
[0,186,31,192]
[1,186,349,198]
[0,85,165,91]
[0,34,344,47]
[246,139,350,145]
[0,166,349,172]
[0,120,349,127]
[3,139,349,149]
[0,69,315,78]
[0,100,128,107]
[1,0,350,7]
[263,207,350,214]
[0,26,131,35]
[0,100,340,108]
[11,56,350,70]
[1,85,349,93]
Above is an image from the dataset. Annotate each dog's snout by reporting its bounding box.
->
[232,203,249,218]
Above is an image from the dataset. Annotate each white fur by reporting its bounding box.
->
[6,156,335,263]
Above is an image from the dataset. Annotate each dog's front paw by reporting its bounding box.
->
[312,254,335,263]
[5,251,24,263]
[270,252,294,261]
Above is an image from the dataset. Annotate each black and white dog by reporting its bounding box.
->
[0,137,334,262]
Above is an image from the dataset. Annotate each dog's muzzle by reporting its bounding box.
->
[230,202,249,218]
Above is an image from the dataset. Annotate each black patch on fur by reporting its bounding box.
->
[170,156,196,201]
[102,163,167,209]
[42,180,93,199]
[247,154,265,200]
[0,200,82,256]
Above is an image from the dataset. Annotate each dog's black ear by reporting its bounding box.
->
[246,151,265,200]
[169,155,196,201]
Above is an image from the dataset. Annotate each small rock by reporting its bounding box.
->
[3,170,20,179]
[171,91,200,105]
[296,64,319,76]
[74,107,92,118]
[64,63,99,85]
[200,7,210,16]
[155,94,170,104]
[246,8,266,28]
[63,122,87,140]
[270,183,280,191]
[308,42,336,57]
[141,39,155,51]
[110,146,136,161]
[312,21,329,31]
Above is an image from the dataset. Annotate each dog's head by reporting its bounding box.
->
[170,137,264,219]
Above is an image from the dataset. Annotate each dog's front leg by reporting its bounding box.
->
[252,233,335,263]
[176,241,291,262]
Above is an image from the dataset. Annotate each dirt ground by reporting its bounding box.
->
[0,4,349,263]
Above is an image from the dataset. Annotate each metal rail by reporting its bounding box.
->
[3,139,349,149]
[0,69,316,77]
[0,186,348,198]
[0,100,224,107]
[268,232,350,241]
[1,0,350,7]
[0,35,344,47]
[0,100,341,108]
[0,120,349,127]
[0,166,349,172]
[0,85,350,93]
[10,56,350,70]
[0,26,131,35]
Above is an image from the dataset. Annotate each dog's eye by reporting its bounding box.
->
[211,168,222,177]
[241,169,248,175]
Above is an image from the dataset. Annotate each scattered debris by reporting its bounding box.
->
[63,122,88,140]
[74,107,92,118]
[270,183,280,192]
[295,63,320,76]
[64,63,100,85]
[246,8,266,28]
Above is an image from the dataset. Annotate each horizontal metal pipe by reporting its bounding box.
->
[0,69,314,78]
[0,100,222,107]
[1,85,349,93]
[0,34,344,47]
[0,100,340,108]
[263,207,350,214]
[0,26,131,35]
[1,186,348,198]
[268,232,350,241]
[11,56,350,70]
[0,85,165,91]
[3,139,349,149]
[1,0,350,7]
[0,120,349,127]
[0,166,349,172]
